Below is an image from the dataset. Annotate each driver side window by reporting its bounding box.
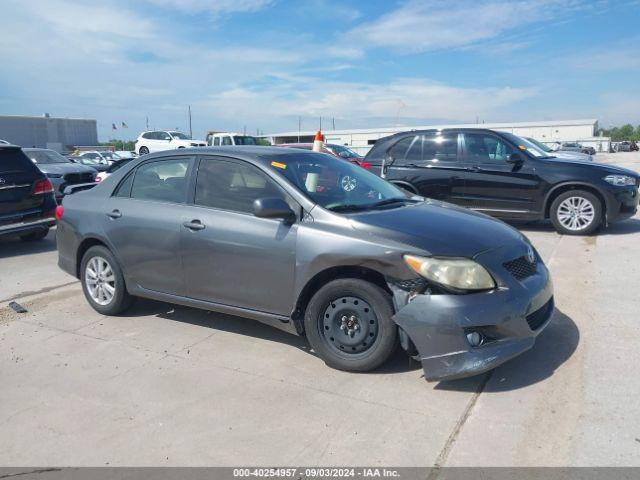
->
[464,133,513,163]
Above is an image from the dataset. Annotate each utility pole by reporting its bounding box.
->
[146,116,149,130]
[188,105,192,139]
[332,117,335,130]
[243,125,247,136]
[298,116,301,143]
[319,116,322,131]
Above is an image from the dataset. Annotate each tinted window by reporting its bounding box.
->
[130,159,189,203]
[158,132,172,141]
[422,133,458,161]
[464,133,514,162]
[195,159,285,214]
[388,136,417,161]
[213,137,220,146]
[142,132,152,139]
[107,159,133,173]
[114,172,134,197]
[222,136,232,146]
[0,148,37,174]
[25,150,70,164]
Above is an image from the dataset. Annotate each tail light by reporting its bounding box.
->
[33,179,54,195]
[55,205,64,220]
[361,162,372,170]
[95,176,102,182]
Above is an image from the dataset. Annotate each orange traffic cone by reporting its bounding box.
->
[312,130,324,152]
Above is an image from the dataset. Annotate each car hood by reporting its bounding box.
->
[37,163,97,175]
[540,158,639,177]
[550,151,592,161]
[349,200,526,257]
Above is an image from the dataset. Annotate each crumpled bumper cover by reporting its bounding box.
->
[392,243,554,382]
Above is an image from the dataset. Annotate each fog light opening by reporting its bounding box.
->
[466,331,485,347]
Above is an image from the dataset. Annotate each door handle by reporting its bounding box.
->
[107,209,122,219]
[183,220,205,231]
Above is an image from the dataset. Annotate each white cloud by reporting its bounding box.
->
[206,78,538,130]
[144,0,274,14]
[343,0,578,54]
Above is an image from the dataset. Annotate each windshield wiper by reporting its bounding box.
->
[327,204,371,213]
[369,198,415,209]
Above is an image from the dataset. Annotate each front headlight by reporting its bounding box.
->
[604,175,636,186]
[404,255,495,291]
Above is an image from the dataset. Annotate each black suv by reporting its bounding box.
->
[0,145,57,241]
[364,128,639,235]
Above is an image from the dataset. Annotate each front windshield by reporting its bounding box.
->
[269,152,413,212]
[503,133,553,159]
[25,149,69,164]
[101,152,122,160]
[233,136,258,145]
[330,144,362,158]
[525,137,552,153]
[170,132,190,140]
[79,155,108,165]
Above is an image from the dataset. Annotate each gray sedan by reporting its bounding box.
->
[56,147,554,381]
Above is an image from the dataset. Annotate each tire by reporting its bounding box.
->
[139,146,149,155]
[80,245,134,315]
[550,190,602,235]
[304,278,397,372]
[19,229,49,241]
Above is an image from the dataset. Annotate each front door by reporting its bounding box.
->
[460,132,543,216]
[181,156,297,316]
[104,156,193,295]
[384,133,467,203]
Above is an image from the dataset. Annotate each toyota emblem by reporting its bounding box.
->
[526,245,535,264]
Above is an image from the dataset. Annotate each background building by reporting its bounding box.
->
[0,114,98,152]
[265,119,609,155]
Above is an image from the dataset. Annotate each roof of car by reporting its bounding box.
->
[139,145,327,167]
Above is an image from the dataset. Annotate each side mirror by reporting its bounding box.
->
[507,153,524,164]
[381,154,395,178]
[253,197,296,223]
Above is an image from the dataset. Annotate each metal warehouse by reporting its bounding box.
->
[265,119,608,155]
[0,115,98,152]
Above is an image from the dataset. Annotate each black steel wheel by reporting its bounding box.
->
[304,278,397,372]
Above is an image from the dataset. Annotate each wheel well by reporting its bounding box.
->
[292,266,391,334]
[545,184,607,219]
[76,238,107,278]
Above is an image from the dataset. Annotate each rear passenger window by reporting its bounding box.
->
[423,134,458,161]
[213,137,220,146]
[222,136,232,146]
[130,159,190,203]
[388,136,417,161]
[195,159,286,214]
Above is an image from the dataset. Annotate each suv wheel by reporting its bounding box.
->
[550,190,602,235]
[20,229,49,241]
[139,146,149,155]
[304,278,397,372]
[81,245,134,315]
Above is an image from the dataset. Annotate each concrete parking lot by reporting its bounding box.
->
[1,152,639,467]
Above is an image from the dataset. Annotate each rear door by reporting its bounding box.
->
[460,132,543,216]
[0,147,44,221]
[384,133,466,202]
[104,156,193,295]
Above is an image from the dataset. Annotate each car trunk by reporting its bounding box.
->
[0,148,45,223]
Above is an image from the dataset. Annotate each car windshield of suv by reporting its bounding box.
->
[268,152,414,212]
[503,133,554,159]
[78,154,108,165]
[101,152,122,160]
[25,149,70,164]
[169,132,190,140]
[233,136,258,145]
[330,145,362,158]
[525,137,553,153]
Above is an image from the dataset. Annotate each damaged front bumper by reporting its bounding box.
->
[391,244,554,382]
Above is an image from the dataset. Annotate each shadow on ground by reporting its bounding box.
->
[0,229,57,259]
[436,307,579,392]
[506,218,640,236]
[125,297,421,375]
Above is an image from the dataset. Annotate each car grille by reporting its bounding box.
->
[526,297,554,331]
[503,255,537,281]
[64,172,94,184]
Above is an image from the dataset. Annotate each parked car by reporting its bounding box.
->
[68,151,111,172]
[56,146,554,381]
[277,142,368,167]
[23,148,96,201]
[524,137,593,162]
[617,141,632,152]
[0,145,57,241]
[581,146,596,155]
[135,131,206,155]
[363,128,639,235]
[557,142,583,153]
[113,150,138,159]
[631,141,639,152]
[207,132,260,146]
[95,158,135,183]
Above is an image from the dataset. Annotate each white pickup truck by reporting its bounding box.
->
[206,132,261,146]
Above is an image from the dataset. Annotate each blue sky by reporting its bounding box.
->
[1,0,639,141]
